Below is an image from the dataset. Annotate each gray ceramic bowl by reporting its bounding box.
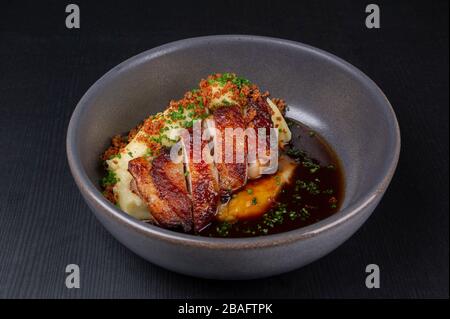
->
[67,35,400,279]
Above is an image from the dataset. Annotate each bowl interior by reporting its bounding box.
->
[71,36,399,228]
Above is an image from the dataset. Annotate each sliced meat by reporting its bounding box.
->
[182,136,220,232]
[207,105,248,194]
[245,98,278,179]
[128,150,192,231]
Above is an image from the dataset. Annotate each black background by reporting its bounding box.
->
[0,0,448,298]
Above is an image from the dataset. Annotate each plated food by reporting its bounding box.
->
[68,35,400,278]
[101,73,344,237]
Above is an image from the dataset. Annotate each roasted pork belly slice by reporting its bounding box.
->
[245,98,278,179]
[207,105,248,194]
[128,150,192,231]
[182,137,220,232]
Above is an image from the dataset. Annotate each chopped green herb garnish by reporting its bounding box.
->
[208,73,251,89]
[168,107,186,121]
[150,135,162,144]
[302,158,320,173]
[231,75,251,89]
[259,203,287,229]
[247,189,253,195]
[183,120,194,128]
[251,197,258,205]
[165,135,179,143]
[216,222,232,237]
[300,207,310,221]
[296,180,321,195]
[101,170,119,187]
[196,96,204,106]
[145,148,154,158]
[286,146,306,159]
[258,225,269,235]
[289,211,298,220]
[329,197,338,209]
[275,175,281,186]
[109,153,121,160]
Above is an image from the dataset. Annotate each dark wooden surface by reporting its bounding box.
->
[0,0,448,298]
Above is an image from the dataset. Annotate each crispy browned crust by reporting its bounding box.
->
[128,153,192,231]
[213,106,248,193]
[245,98,273,130]
[189,162,220,232]
[185,139,220,232]
[245,98,274,155]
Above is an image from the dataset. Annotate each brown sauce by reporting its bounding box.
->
[199,118,345,238]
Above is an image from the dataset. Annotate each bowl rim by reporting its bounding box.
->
[66,35,401,249]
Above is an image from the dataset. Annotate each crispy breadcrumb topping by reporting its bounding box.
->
[101,135,127,162]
